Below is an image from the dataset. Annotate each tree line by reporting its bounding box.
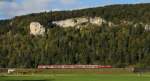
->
[0,24,150,68]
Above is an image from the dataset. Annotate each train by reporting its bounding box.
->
[38,65,112,69]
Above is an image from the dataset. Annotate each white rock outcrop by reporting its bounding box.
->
[89,17,106,25]
[52,17,106,28]
[144,24,150,31]
[30,22,45,36]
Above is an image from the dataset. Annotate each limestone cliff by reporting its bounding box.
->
[30,22,45,36]
[52,17,110,28]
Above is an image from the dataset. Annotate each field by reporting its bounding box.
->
[0,69,150,81]
[0,74,150,81]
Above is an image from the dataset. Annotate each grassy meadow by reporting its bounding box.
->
[0,74,150,81]
[0,68,150,81]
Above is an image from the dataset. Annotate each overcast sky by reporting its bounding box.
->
[0,0,150,19]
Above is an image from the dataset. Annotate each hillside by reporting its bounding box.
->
[0,3,150,68]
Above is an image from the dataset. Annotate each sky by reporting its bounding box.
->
[0,0,150,19]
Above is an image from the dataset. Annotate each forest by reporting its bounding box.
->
[0,3,150,68]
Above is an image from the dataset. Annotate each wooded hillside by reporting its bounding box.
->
[0,3,150,68]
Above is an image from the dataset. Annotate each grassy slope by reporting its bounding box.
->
[0,69,150,81]
[0,74,150,81]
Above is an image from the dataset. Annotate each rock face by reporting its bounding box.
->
[89,17,106,25]
[30,22,45,36]
[52,17,106,28]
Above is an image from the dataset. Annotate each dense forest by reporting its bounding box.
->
[0,3,150,68]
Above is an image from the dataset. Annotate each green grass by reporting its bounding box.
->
[0,68,149,81]
[0,75,52,81]
[0,74,150,81]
